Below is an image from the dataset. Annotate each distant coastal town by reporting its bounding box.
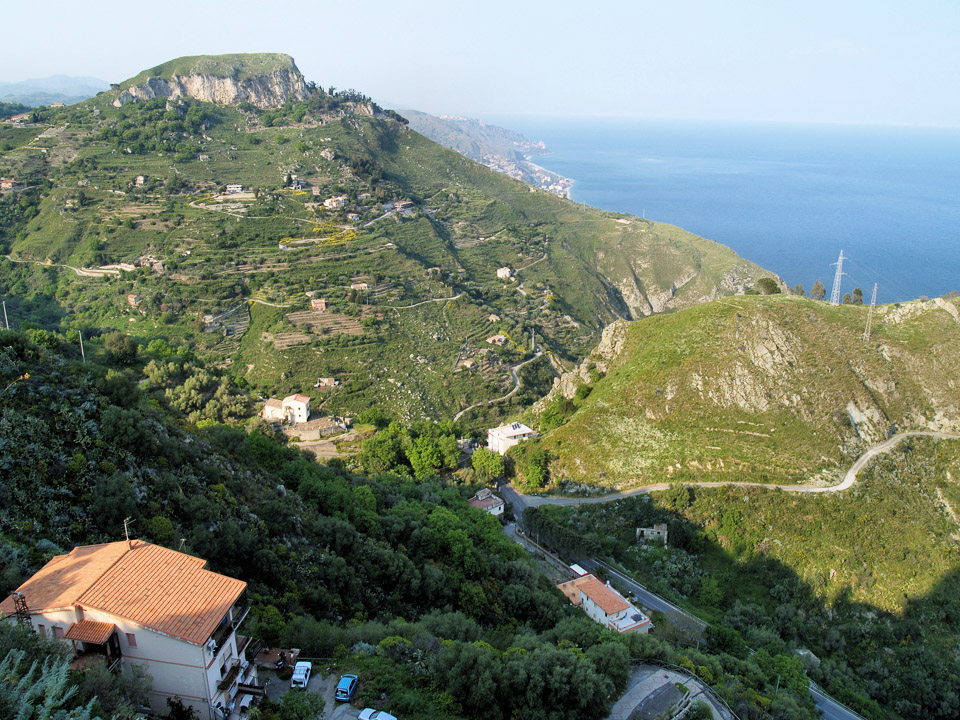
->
[479,152,574,198]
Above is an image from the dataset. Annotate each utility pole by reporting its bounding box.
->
[2,301,8,330]
[830,250,847,306]
[78,331,86,363]
[863,283,878,342]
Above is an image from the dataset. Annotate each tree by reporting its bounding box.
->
[103,331,138,364]
[0,649,96,720]
[842,292,852,304]
[792,284,805,297]
[853,287,864,305]
[757,277,781,295]
[472,448,505,482]
[810,281,826,301]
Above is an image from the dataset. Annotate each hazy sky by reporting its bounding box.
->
[4,0,959,125]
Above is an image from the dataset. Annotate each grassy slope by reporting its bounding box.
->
[542,294,960,488]
[128,53,299,83]
[0,82,771,421]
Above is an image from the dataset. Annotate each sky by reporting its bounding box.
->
[3,0,959,126]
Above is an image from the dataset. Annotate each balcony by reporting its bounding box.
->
[209,596,251,654]
[217,659,243,693]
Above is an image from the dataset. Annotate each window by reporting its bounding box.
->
[52,626,65,639]
[126,633,137,648]
[37,625,46,637]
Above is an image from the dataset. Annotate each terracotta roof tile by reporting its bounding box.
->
[577,576,630,615]
[2,541,246,647]
[0,543,129,615]
[65,620,116,645]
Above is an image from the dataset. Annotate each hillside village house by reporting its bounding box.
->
[1,541,260,719]
[468,488,505,517]
[225,184,244,194]
[310,298,328,312]
[350,282,369,291]
[323,195,348,209]
[496,267,513,279]
[261,394,311,424]
[487,422,537,456]
[486,334,507,346]
[557,573,652,634]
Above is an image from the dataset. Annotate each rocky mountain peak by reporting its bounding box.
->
[112,53,308,109]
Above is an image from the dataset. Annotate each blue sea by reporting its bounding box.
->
[492,117,960,303]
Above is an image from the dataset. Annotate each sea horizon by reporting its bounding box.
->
[489,115,960,304]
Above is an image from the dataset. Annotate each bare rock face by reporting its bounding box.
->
[534,319,630,411]
[113,69,308,109]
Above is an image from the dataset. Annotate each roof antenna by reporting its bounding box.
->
[123,517,134,548]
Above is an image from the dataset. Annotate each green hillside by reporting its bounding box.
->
[532,294,960,489]
[129,52,300,82]
[0,54,772,426]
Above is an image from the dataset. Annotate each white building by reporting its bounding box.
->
[468,488,505,516]
[281,394,310,424]
[556,573,652,634]
[1,541,260,719]
[261,394,311,424]
[496,267,513,280]
[225,184,244,194]
[323,195,348,209]
[487,422,537,456]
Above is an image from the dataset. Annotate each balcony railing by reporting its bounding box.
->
[209,598,251,654]
[217,659,242,693]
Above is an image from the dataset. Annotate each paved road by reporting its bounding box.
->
[502,431,960,508]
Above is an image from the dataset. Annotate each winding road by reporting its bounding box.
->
[501,430,960,509]
[454,350,544,422]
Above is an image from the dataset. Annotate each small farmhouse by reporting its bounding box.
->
[314,377,338,390]
[1,541,260,718]
[468,488,505,517]
[485,334,507,346]
[261,394,311,424]
[126,294,141,308]
[496,267,513,279]
[556,573,652,634]
[225,184,244,194]
[487,422,537,456]
[134,175,145,187]
[347,212,360,222]
[637,523,669,546]
[310,298,328,312]
[350,282,369,291]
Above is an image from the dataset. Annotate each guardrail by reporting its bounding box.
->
[638,659,740,720]
[810,684,869,720]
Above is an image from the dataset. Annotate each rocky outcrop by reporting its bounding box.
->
[113,69,307,109]
[534,319,629,411]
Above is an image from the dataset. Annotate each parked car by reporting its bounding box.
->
[334,673,358,701]
[359,710,397,720]
[290,661,312,689]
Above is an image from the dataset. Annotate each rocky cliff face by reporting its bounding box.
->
[533,318,630,412]
[113,68,307,109]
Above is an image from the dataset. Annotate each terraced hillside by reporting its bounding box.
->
[0,53,773,422]
[532,294,960,489]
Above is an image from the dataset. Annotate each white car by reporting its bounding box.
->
[290,661,312,688]
[358,710,397,720]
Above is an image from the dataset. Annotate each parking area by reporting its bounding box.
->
[260,666,365,720]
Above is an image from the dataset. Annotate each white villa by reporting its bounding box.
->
[323,195,348,209]
[261,394,311,424]
[557,573,652,634]
[1,541,260,719]
[487,422,537,456]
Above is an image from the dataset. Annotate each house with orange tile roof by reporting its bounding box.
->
[556,573,652,634]
[1,540,261,719]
